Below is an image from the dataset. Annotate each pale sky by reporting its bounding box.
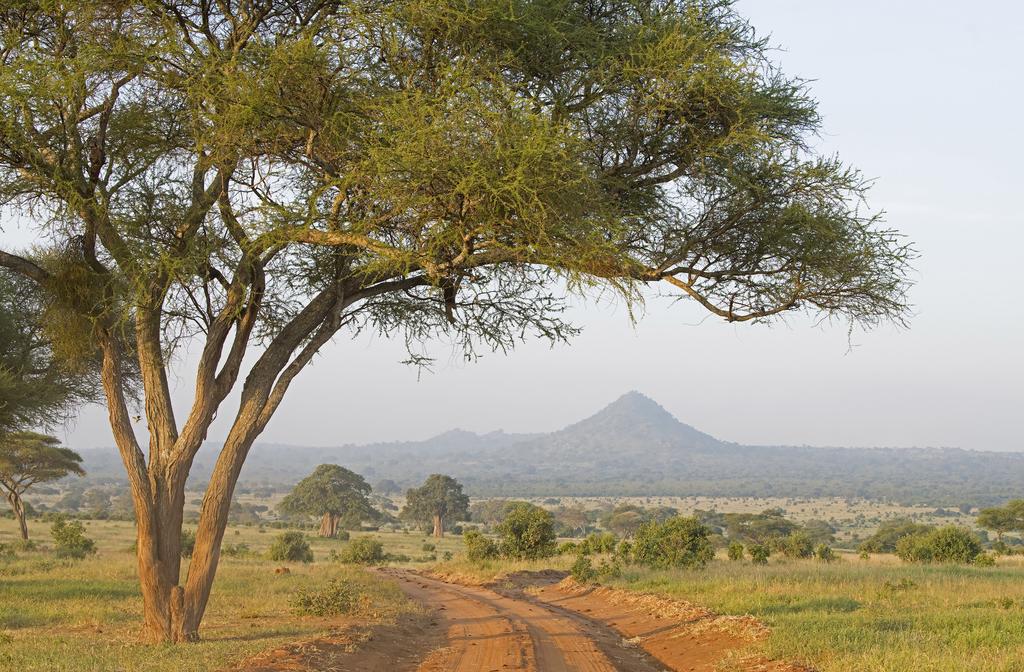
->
[3,1,1022,453]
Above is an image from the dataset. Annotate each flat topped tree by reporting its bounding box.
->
[0,432,85,540]
[402,474,471,538]
[0,1,911,643]
[278,464,374,538]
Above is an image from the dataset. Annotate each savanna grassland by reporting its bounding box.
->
[0,518,462,672]
[4,505,1024,672]
[435,551,1024,672]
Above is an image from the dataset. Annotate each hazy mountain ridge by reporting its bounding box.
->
[79,391,1024,505]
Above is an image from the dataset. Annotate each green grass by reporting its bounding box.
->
[601,553,1024,672]
[0,517,459,672]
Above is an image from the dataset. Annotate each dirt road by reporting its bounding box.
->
[384,569,666,672]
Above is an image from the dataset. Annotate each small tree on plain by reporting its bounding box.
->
[279,465,374,538]
[497,503,557,560]
[977,501,1024,542]
[0,433,85,540]
[632,517,714,569]
[402,474,470,538]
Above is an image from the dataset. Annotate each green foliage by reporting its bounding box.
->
[895,526,982,564]
[556,541,578,555]
[859,519,935,553]
[815,544,838,563]
[571,555,597,583]
[401,474,470,534]
[337,537,385,565]
[421,542,435,552]
[278,465,375,527]
[614,539,633,563]
[268,532,313,563]
[781,531,815,559]
[180,529,196,559]
[50,517,96,559]
[291,579,363,617]
[728,541,745,561]
[632,517,714,570]
[220,543,251,558]
[496,503,557,560]
[974,552,997,567]
[580,531,618,555]
[977,500,1024,540]
[463,530,500,562]
[748,543,770,565]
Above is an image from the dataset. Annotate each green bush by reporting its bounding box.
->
[895,526,982,564]
[748,543,770,565]
[496,503,556,560]
[580,532,617,555]
[221,542,252,558]
[570,555,597,583]
[51,517,96,559]
[815,544,838,563]
[463,529,499,562]
[180,529,196,558]
[557,541,578,555]
[337,537,385,564]
[291,579,363,616]
[727,541,745,561]
[781,531,814,559]
[268,531,314,563]
[614,539,632,563]
[974,552,997,567]
[632,517,714,569]
[336,530,351,541]
[421,542,436,552]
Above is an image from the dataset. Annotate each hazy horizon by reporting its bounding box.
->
[3,0,1022,454]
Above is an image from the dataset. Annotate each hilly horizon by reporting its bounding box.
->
[76,391,1024,506]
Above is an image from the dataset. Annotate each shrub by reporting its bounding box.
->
[748,543,770,565]
[421,542,436,552]
[895,526,982,564]
[221,542,252,558]
[974,552,997,567]
[51,517,96,559]
[463,530,499,562]
[859,519,934,553]
[268,531,314,563]
[815,544,838,563]
[180,529,196,558]
[580,532,617,555]
[614,539,632,563]
[496,503,556,560]
[557,541,578,555]
[337,537,385,564]
[632,517,714,569]
[291,579,364,616]
[727,541,745,561]
[570,555,597,583]
[442,550,453,561]
[0,543,15,560]
[781,532,814,559]
[336,530,351,541]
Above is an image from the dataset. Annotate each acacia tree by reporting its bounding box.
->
[0,1,911,643]
[402,473,470,538]
[278,464,374,537]
[0,432,85,540]
[977,501,1024,543]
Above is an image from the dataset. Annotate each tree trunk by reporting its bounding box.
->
[8,493,28,541]
[318,512,339,538]
[133,467,190,643]
[433,512,444,538]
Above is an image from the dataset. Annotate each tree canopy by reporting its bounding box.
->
[278,464,374,537]
[0,0,912,643]
[402,474,470,537]
[0,432,85,539]
[977,500,1024,542]
[0,270,106,434]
